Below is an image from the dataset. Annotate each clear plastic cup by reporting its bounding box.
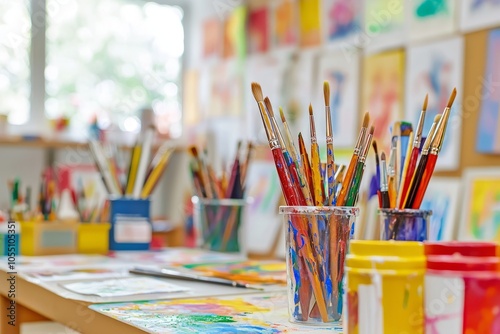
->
[379,209,432,242]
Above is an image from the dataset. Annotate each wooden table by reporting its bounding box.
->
[0,270,146,334]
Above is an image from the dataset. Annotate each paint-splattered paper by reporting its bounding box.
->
[272,0,298,48]
[323,0,362,46]
[420,178,461,241]
[459,168,500,242]
[364,0,405,53]
[90,292,342,333]
[62,277,189,297]
[460,0,500,32]
[362,50,405,154]
[405,36,463,170]
[407,0,456,41]
[315,51,360,148]
[298,0,321,47]
[248,7,269,53]
[184,261,287,285]
[476,29,500,154]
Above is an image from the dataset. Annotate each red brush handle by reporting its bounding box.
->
[287,159,307,206]
[412,153,437,209]
[272,148,302,206]
[399,147,420,208]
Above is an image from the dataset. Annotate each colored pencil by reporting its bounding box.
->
[337,112,370,206]
[125,138,142,196]
[398,95,428,208]
[141,145,174,198]
[133,126,154,198]
[324,82,336,205]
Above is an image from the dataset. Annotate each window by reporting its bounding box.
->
[2,0,184,138]
[0,0,31,125]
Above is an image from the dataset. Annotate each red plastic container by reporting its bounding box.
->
[425,241,498,257]
[425,254,500,334]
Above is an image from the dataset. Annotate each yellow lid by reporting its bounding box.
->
[346,240,425,270]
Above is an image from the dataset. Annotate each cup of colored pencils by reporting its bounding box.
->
[189,142,254,254]
[251,82,373,324]
[375,89,457,241]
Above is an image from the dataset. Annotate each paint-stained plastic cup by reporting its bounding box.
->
[379,209,432,241]
[192,196,248,254]
[279,206,359,324]
[345,240,426,334]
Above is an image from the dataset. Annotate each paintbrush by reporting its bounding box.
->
[399,94,428,208]
[372,140,381,206]
[403,114,442,208]
[280,108,313,205]
[190,146,213,199]
[380,152,390,208]
[240,142,254,190]
[130,267,263,290]
[396,131,414,208]
[410,88,456,209]
[387,136,397,208]
[337,112,370,206]
[399,122,413,176]
[392,122,401,193]
[309,104,324,206]
[324,82,336,205]
[298,132,314,204]
[265,97,306,205]
[345,126,374,206]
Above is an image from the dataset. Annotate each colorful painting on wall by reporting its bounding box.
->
[90,292,342,333]
[420,178,461,241]
[272,0,298,48]
[405,36,463,170]
[248,7,269,53]
[298,0,321,47]
[362,50,405,154]
[364,0,405,52]
[323,0,361,45]
[315,51,360,148]
[408,0,456,41]
[460,0,500,32]
[459,168,500,242]
[209,60,243,117]
[476,29,500,154]
[203,18,222,58]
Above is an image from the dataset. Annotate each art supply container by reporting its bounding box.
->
[20,221,78,255]
[425,255,500,333]
[279,206,359,324]
[379,209,432,241]
[345,240,426,334]
[78,223,111,254]
[108,198,152,251]
[0,221,20,256]
[192,196,247,254]
[425,241,498,257]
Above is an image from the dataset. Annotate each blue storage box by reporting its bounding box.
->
[0,221,20,256]
[109,198,152,251]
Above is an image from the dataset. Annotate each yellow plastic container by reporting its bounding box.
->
[77,223,111,254]
[20,221,78,255]
[344,241,425,334]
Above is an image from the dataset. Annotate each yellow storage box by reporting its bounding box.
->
[20,221,78,256]
[77,223,110,254]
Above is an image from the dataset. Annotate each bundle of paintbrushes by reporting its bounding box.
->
[375,88,457,210]
[88,128,175,199]
[251,81,374,324]
[188,142,254,253]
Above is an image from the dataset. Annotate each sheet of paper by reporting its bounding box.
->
[62,277,189,297]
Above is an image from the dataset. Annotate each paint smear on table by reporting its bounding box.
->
[90,292,342,333]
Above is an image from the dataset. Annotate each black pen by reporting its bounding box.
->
[129,267,263,290]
